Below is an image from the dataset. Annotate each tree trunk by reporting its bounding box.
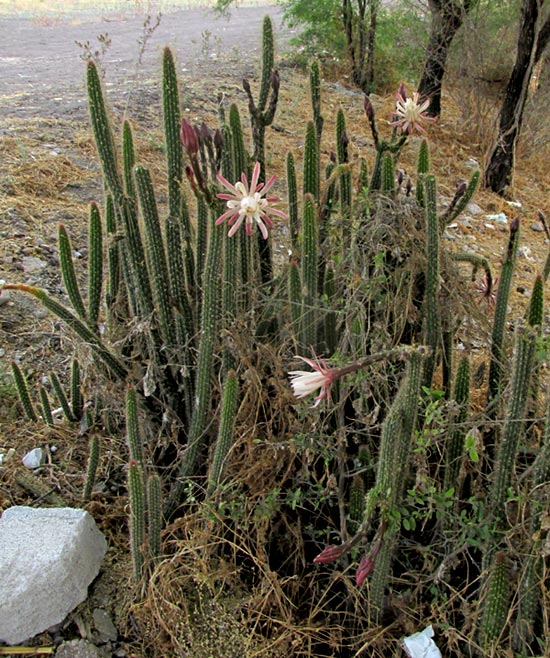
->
[484,0,548,195]
[417,1,474,117]
[342,0,379,93]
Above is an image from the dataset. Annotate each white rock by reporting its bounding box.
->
[0,506,108,645]
[22,447,45,469]
[466,202,483,215]
[0,280,9,306]
[22,256,48,272]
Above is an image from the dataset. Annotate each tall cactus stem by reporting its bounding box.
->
[83,435,100,503]
[440,169,480,227]
[147,473,163,563]
[422,174,440,390]
[301,194,318,350]
[416,138,430,206]
[487,218,520,406]
[162,46,182,219]
[50,371,76,422]
[443,355,470,498]
[71,358,83,421]
[381,152,395,196]
[303,121,319,201]
[38,386,54,427]
[208,370,239,493]
[478,552,510,650]
[58,224,87,321]
[11,361,37,422]
[128,460,146,582]
[309,59,323,143]
[122,120,136,200]
[287,151,299,252]
[87,202,103,330]
[134,165,177,350]
[490,322,537,527]
[86,59,123,203]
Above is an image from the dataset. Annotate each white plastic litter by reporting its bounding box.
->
[485,212,508,224]
[402,625,442,658]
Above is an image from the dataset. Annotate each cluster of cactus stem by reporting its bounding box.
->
[4,16,550,654]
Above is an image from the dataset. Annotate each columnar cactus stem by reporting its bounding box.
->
[134,165,177,351]
[104,193,120,313]
[122,120,136,200]
[336,109,351,245]
[208,370,239,493]
[478,552,509,650]
[490,322,537,527]
[443,355,470,500]
[128,459,146,582]
[162,46,182,220]
[50,371,76,422]
[381,152,395,196]
[440,170,480,228]
[287,151,299,252]
[71,358,83,421]
[487,217,520,406]
[324,267,337,356]
[301,194,318,350]
[4,285,127,380]
[58,224,86,321]
[303,120,319,201]
[147,473,162,563]
[38,386,54,427]
[289,257,302,343]
[11,361,37,422]
[87,202,103,331]
[309,60,323,143]
[87,59,123,203]
[416,138,429,206]
[422,174,440,390]
[83,435,100,502]
[167,207,224,515]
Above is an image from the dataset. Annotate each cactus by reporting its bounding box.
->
[128,459,146,582]
[38,385,54,427]
[147,473,162,563]
[310,59,323,144]
[348,474,365,534]
[490,322,537,527]
[58,224,87,322]
[87,202,103,330]
[443,355,470,498]
[381,152,395,196]
[83,435,100,503]
[303,121,320,201]
[287,151,299,251]
[416,138,430,207]
[49,371,76,422]
[487,217,520,406]
[11,361,37,422]
[122,120,136,200]
[301,194,318,350]
[162,46,182,220]
[478,552,509,650]
[71,358,83,421]
[208,370,239,493]
[422,174,440,390]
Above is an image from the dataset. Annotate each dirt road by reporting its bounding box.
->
[0,4,289,119]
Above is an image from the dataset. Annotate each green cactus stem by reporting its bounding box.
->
[83,435,100,503]
[422,174,440,390]
[4,284,128,381]
[122,120,136,200]
[490,322,537,527]
[162,46,182,220]
[128,459,146,582]
[287,151,299,252]
[87,202,103,331]
[415,138,429,206]
[147,473,162,563]
[323,266,337,356]
[381,152,395,197]
[38,386,54,427]
[310,59,323,143]
[208,370,239,493]
[303,120,320,201]
[301,194,318,350]
[487,217,520,407]
[478,552,510,650]
[87,59,123,203]
[71,358,83,421]
[11,361,37,422]
[443,355,470,498]
[440,170,480,228]
[134,165,177,351]
[58,224,86,321]
[50,371,76,422]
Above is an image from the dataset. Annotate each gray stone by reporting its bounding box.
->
[92,608,118,642]
[55,640,101,658]
[0,506,108,645]
[22,256,48,272]
[531,221,545,233]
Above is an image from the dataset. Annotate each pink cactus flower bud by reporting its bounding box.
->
[313,544,345,564]
[180,118,199,155]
